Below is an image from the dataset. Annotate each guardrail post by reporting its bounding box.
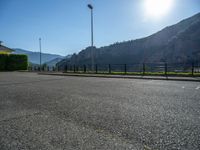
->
[65,65,68,72]
[73,65,76,73]
[109,64,111,74]
[77,66,79,72]
[143,63,145,75]
[84,65,86,73]
[70,65,72,72]
[192,62,194,76]
[165,63,168,77]
[124,64,127,74]
[95,64,98,74]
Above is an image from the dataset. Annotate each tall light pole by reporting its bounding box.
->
[87,4,94,71]
[39,38,42,71]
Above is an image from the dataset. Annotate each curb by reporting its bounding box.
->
[38,72,200,82]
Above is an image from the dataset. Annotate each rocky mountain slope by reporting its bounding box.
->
[60,13,200,66]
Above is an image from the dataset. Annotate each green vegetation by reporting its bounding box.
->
[0,54,7,70]
[0,54,28,71]
[113,72,200,77]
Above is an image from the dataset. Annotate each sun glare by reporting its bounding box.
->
[144,0,174,19]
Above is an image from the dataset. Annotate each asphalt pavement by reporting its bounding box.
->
[39,72,200,82]
[0,72,200,150]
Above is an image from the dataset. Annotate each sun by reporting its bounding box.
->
[144,0,174,19]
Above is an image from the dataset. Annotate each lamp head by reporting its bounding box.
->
[87,4,93,9]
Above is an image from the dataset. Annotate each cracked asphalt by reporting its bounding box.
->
[0,72,200,150]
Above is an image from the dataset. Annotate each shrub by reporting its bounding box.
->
[0,54,7,71]
[0,54,28,71]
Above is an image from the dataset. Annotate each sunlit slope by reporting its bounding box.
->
[61,13,200,66]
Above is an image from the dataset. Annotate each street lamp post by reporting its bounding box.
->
[39,38,42,71]
[87,4,94,72]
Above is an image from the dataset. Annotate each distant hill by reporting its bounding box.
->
[59,12,200,67]
[13,48,64,64]
[56,55,72,68]
[45,57,64,67]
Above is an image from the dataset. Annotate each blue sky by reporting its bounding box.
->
[0,0,200,56]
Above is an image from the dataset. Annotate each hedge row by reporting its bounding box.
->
[0,54,28,71]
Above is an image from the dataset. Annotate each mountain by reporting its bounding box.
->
[59,12,200,67]
[45,55,72,67]
[56,55,72,68]
[45,57,64,67]
[13,48,64,64]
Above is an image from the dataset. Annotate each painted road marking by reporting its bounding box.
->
[196,86,200,90]
[182,86,185,89]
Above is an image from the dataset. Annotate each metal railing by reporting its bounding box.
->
[28,62,200,76]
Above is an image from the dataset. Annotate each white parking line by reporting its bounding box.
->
[182,86,185,89]
[196,86,200,90]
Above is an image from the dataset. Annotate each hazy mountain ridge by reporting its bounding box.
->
[13,48,64,64]
[46,55,72,67]
[44,57,64,67]
[59,13,200,66]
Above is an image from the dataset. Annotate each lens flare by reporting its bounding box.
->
[144,0,174,19]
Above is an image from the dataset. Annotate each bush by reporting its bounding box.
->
[0,54,28,71]
[0,54,7,70]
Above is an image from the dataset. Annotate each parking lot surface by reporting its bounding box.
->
[0,72,200,150]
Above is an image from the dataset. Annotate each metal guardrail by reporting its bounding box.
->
[28,62,200,76]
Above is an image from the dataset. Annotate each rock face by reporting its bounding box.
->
[61,13,200,66]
